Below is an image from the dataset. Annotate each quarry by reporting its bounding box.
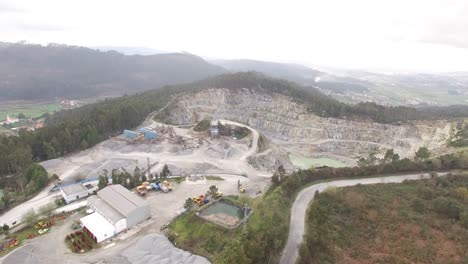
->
[159,88,453,167]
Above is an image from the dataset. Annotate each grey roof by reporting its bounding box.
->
[87,196,124,223]
[61,184,88,196]
[97,184,148,217]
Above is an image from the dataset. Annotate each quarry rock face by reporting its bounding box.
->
[164,88,452,164]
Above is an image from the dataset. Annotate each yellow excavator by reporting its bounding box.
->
[238,179,246,193]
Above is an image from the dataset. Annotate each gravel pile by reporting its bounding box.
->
[121,234,210,264]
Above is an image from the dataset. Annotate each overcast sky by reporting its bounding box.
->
[1,0,467,73]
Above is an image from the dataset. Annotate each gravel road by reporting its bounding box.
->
[279,172,447,264]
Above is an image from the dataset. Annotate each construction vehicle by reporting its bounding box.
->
[214,191,223,199]
[193,195,209,206]
[158,182,169,193]
[136,185,147,196]
[162,180,173,191]
[238,179,246,193]
[193,196,203,206]
[151,182,160,190]
[34,221,44,229]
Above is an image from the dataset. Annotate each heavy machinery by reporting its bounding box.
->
[214,191,223,199]
[238,180,246,193]
[162,180,173,191]
[159,182,169,193]
[136,185,147,196]
[193,195,209,206]
[151,182,160,190]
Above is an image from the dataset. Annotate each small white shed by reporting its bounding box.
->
[60,184,90,204]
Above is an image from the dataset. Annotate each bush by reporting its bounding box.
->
[460,212,468,229]
[21,209,38,227]
[412,198,425,213]
[193,119,211,132]
[433,197,463,220]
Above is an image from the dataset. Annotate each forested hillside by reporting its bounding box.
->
[0,42,225,100]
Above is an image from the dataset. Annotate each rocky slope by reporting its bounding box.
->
[160,88,452,165]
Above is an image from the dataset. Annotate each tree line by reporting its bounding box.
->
[97,164,171,190]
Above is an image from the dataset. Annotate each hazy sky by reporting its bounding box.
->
[1,0,467,72]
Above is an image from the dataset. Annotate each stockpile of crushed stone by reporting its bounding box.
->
[121,234,210,264]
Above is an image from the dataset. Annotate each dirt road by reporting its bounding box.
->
[217,119,259,161]
[279,172,447,264]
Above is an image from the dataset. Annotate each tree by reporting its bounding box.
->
[111,169,120,185]
[271,173,280,184]
[43,142,56,159]
[17,112,26,119]
[184,198,194,211]
[415,147,430,162]
[218,238,252,264]
[22,209,38,227]
[2,189,12,208]
[161,164,171,178]
[433,197,463,220]
[383,149,399,164]
[367,152,378,165]
[132,166,142,186]
[277,165,286,181]
[2,224,9,233]
[39,202,56,218]
[357,157,368,167]
[207,185,219,198]
[461,212,468,229]
[98,175,109,190]
[314,190,320,198]
[24,163,49,194]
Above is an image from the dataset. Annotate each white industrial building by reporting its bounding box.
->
[60,184,94,204]
[80,184,151,243]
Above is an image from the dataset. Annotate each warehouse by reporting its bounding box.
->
[80,184,151,243]
[60,184,93,204]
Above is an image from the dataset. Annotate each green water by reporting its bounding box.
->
[289,154,347,169]
[201,201,243,219]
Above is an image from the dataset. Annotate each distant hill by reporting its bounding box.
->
[212,59,322,85]
[91,46,168,55]
[0,42,225,100]
[211,59,370,94]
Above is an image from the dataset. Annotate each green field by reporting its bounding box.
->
[289,154,347,169]
[0,102,61,121]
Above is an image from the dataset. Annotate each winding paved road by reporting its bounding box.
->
[279,172,447,264]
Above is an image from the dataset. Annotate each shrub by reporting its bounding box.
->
[433,197,463,220]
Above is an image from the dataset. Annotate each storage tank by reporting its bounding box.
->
[144,130,157,140]
[124,130,138,139]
